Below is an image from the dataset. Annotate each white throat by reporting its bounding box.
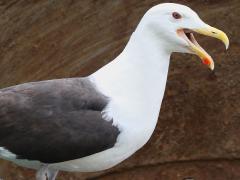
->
[90,21,171,138]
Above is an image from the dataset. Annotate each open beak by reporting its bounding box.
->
[177,25,229,70]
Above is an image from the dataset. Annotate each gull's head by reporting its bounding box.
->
[140,3,229,70]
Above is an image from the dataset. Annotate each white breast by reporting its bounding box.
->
[49,37,171,172]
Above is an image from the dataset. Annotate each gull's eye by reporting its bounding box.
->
[172,12,182,19]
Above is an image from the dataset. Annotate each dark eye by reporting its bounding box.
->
[172,12,182,19]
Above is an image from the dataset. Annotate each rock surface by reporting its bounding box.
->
[0,0,239,179]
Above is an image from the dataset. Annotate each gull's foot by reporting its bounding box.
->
[36,165,59,180]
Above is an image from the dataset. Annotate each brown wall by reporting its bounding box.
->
[0,0,239,179]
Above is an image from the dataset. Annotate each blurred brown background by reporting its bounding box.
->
[0,0,239,179]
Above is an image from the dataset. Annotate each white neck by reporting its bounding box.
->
[90,22,171,131]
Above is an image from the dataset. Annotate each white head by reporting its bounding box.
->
[137,3,229,70]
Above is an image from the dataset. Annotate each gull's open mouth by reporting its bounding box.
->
[177,26,229,71]
[183,29,196,44]
[182,29,208,54]
[177,28,214,70]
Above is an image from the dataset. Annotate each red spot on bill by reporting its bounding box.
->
[203,58,211,66]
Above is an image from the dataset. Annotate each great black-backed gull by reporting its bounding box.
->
[0,3,229,180]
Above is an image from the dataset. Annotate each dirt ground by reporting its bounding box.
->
[0,0,239,179]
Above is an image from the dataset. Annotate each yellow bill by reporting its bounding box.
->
[177,25,229,70]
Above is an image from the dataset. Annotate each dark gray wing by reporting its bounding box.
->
[0,78,120,163]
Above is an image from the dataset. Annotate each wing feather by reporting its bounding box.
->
[0,78,120,163]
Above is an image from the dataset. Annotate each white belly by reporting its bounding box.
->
[50,144,135,172]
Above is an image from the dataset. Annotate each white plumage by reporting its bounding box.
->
[0,3,228,180]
